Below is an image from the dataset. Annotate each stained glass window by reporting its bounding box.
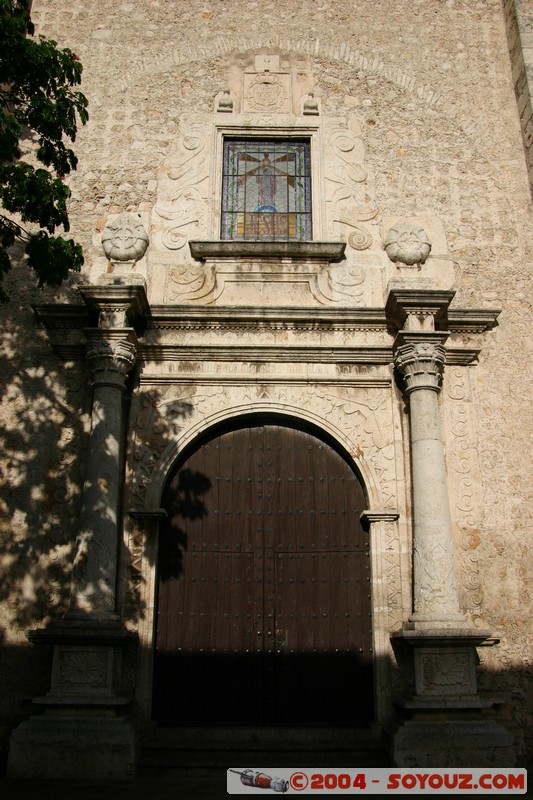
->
[221,138,312,241]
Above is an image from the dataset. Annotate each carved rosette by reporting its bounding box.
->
[86,336,137,390]
[384,221,431,266]
[101,213,149,263]
[57,650,110,691]
[416,649,476,697]
[394,338,446,395]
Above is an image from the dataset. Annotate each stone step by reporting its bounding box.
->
[139,726,389,769]
[142,725,383,748]
[140,749,389,769]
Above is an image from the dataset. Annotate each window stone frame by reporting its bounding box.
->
[212,122,324,241]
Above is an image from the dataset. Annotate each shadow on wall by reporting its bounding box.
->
[0,303,87,629]
[0,263,94,765]
[0,288,213,760]
[0,269,204,630]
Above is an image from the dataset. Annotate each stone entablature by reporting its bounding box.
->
[34,299,498,367]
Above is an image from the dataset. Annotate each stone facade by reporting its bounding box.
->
[0,0,532,777]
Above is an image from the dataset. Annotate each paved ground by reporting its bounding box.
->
[1,772,225,800]
[0,770,531,800]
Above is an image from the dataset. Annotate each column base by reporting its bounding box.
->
[7,619,138,780]
[391,627,494,697]
[7,713,137,780]
[389,718,515,767]
[389,627,516,766]
[405,612,472,631]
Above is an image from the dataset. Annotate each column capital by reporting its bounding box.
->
[78,280,148,333]
[386,287,455,332]
[394,332,448,395]
[84,329,137,389]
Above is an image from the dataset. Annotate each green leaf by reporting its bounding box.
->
[0,0,88,299]
[26,232,84,289]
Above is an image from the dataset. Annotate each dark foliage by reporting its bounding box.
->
[0,0,88,301]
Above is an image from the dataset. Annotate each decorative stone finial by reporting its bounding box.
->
[217,89,234,112]
[303,92,319,115]
[384,221,431,266]
[101,213,149,263]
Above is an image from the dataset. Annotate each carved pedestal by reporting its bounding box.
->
[389,631,515,766]
[7,623,137,780]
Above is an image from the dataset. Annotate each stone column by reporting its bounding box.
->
[394,332,467,629]
[386,287,514,767]
[68,330,137,619]
[7,282,149,781]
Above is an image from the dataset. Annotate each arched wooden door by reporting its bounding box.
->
[153,421,373,725]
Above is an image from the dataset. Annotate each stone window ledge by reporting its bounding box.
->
[189,240,346,262]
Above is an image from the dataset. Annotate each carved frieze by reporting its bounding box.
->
[326,126,368,202]
[166,263,215,302]
[126,387,197,511]
[297,384,398,509]
[166,257,368,306]
[324,120,378,255]
[125,382,398,513]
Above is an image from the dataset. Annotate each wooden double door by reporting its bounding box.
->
[153,421,373,725]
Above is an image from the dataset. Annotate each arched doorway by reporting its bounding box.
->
[152,418,373,726]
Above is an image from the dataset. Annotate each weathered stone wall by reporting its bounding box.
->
[0,0,532,766]
[504,0,533,194]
